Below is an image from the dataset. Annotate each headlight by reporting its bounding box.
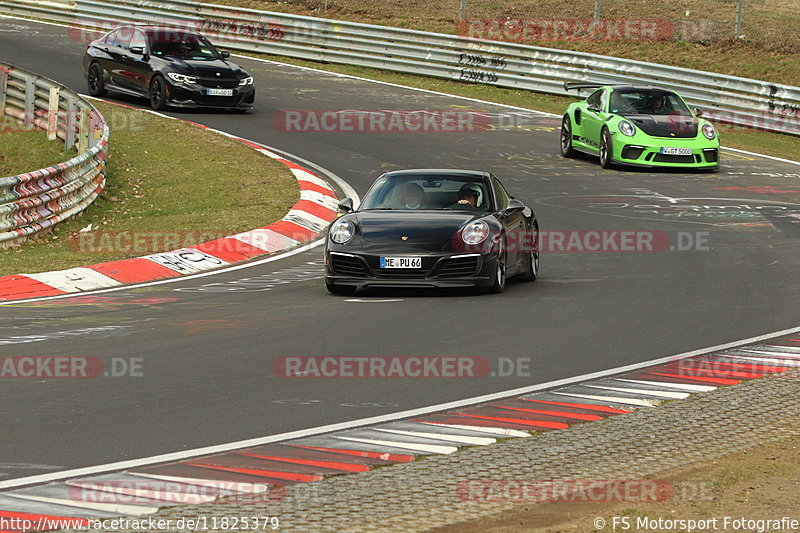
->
[702,123,717,140]
[619,120,636,137]
[166,72,198,84]
[329,219,355,244]
[239,76,254,86]
[462,220,490,245]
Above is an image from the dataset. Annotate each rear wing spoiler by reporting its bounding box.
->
[563,82,605,91]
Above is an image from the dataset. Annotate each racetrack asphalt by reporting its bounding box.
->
[1,18,800,481]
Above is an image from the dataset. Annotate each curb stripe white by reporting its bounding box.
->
[4,493,157,517]
[420,422,530,438]
[372,428,495,446]
[552,392,658,407]
[332,436,458,455]
[585,384,690,399]
[616,379,716,392]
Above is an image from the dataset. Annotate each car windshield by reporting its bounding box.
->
[149,33,219,60]
[609,89,691,116]
[359,175,492,212]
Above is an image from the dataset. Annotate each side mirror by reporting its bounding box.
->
[587,103,600,112]
[338,198,354,213]
[129,46,146,56]
[219,50,231,59]
[694,107,704,117]
[504,198,525,214]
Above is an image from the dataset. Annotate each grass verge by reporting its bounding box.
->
[0,129,78,177]
[434,431,800,532]
[0,101,299,276]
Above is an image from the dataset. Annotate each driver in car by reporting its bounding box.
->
[449,184,481,209]
[402,183,426,209]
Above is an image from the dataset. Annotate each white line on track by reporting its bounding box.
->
[2,324,800,490]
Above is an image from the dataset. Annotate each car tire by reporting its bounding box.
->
[490,238,507,293]
[560,116,577,158]
[521,223,539,282]
[326,281,357,296]
[149,75,168,111]
[599,128,613,168]
[87,63,107,97]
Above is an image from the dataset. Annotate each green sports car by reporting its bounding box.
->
[560,83,720,170]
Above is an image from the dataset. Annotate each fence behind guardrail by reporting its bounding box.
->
[0,61,108,247]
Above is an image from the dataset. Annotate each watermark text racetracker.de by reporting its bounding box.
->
[458,479,715,503]
[275,355,540,378]
[456,230,710,254]
[458,18,675,42]
[274,109,492,133]
[71,230,711,254]
[0,356,143,379]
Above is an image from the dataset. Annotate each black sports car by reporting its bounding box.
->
[83,25,255,111]
[325,169,539,294]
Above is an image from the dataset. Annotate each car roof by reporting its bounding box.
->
[607,85,679,94]
[382,169,491,180]
[114,25,204,38]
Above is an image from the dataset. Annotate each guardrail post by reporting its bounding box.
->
[24,75,36,129]
[65,97,76,150]
[594,0,602,22]
[78,107,89,153]
[734,0,744,37]
[89,110,102,149]
[47,86,60,141]
[0,68,7,117]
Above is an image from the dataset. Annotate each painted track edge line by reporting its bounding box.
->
[2,323,800,490]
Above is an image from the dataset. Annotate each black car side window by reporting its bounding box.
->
[113,27,133,50]
[104,30,120,47]
[130,30,147,51]
[587,90,602,110]
[492,178,509,211]
[599,90,609,113]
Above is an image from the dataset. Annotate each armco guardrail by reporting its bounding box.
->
[0,0,798,136]
[0,61,108,247]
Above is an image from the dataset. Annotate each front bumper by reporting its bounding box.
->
[166,82,255,109]
[612,134,720,169]
[325,250,497,289]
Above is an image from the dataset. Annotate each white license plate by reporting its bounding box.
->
[660,147,692,156]
[380,256,422,269]
[205,88,233,96]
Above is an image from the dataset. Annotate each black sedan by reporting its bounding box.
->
[83,25,255,111]
[325,169,539,294]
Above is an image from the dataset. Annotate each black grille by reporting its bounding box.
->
[437,256,479,278]
[374,269,430,279]
[653,153,695,164]
[330,254,369,277]
[199,77,239,89]
[621,145,644,160]
[703,149,719,163]
[193,95,237,106]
